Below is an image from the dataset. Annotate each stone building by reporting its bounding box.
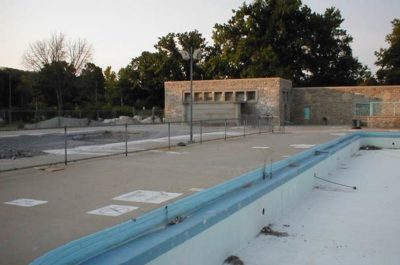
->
[164,78,292,124]
[292,85,400,128]
[164,78,400,128]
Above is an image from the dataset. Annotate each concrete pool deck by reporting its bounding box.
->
[237,149,400,265]
[0,126,395,264]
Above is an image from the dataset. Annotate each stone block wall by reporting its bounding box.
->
[291,86,400,127]
[165,78,291,123]
[362,116,400,128]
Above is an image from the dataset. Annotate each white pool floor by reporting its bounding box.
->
[237,149,400,265]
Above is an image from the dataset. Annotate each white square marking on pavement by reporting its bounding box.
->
[252,146,270,149]
[87,205,138,216]
[4,198,48,207]
[290,144,315,149]
[189,188,205,192]
[113,190,182,204]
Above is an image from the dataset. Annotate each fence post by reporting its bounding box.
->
[224,119,227,141]
[258,117,261,134]
[243,116,246,137]
[200,120,203,144]
[168,122,171,150]
[125,123,128,156]
[64,126,67,165]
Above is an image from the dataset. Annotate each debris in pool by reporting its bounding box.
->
[359,145,382,150]
[223,255,244,265]
[260,224,288,237]
[168,215,185,225]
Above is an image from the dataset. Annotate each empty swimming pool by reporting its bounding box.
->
[31,132,400,265]
[236,148,400,265]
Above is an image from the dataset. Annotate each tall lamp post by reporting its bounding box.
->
[0,67,12,123]
[8,71,12,124]
[179,47,201,143]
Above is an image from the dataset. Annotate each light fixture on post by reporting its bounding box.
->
[179,47,201,143]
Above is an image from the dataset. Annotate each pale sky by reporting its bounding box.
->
[0,0,399,74]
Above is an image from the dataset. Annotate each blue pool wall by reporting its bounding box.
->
[148,134,362,265]
[31,132,400,265]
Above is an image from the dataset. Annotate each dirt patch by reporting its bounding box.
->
[359,145,382,150]
[260,224,288,237]
[0,149,46,160]
[70,130,142,142]
[223,255,244,265]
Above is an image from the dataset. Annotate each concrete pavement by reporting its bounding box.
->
[0,126,351,264]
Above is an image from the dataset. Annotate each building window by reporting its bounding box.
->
[204,92,213,101]
[214,92,223,101]
[236,91,245,102]
[194,92,203,102]
[246,91,256,101]
[225,92,234,101]
[183,92,190,103]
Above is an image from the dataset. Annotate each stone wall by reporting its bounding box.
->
[361,116,400,128]
[165,78,291,123]
[291,85,400,127]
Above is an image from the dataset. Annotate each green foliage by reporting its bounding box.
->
[206,0,368,86]
[115,30,208,110]
[0,68,34,111]
[33,61,76,115]
[111,105,134,117]
[77,63,105,106]
[376,19,400,85]
[104,66,120,106]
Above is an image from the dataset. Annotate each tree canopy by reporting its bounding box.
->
[376,19,400,85]
[205,0,368,86]
[23,32,93,74]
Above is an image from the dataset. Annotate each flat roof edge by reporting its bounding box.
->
[165,77,291,84]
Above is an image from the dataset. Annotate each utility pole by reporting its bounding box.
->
[8,72,12,124]
[95,80,99,120]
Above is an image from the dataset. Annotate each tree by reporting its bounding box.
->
[206,0,367,86]
[0,68,35,111]
[33,61,76,114]
[22,32,94,115]
[104,66,119,106]
[116,30,208,109]
[376,19,400,85]
[155,30,207,81]
[77,63,105,107]
[23,32,93,74]
[301,7,367,86]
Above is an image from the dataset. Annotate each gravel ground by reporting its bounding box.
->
[0,124,191,160]
[0,149,46,159]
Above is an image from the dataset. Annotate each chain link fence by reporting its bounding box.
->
[0,116,280,172]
